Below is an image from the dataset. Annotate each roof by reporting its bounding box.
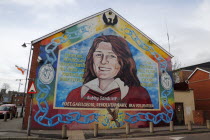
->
[200,67,210,72]
[174,82,189,91]
[187,67,210,80]
[181,61,210,71]
[31,8,173,58]
[0,104,16,107]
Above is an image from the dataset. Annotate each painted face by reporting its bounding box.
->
[93,42,121,80]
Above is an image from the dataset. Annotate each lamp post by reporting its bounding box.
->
[27,93,33,136]
[16,79,24,92]
[20,42,35,136]
[20,43,33,118]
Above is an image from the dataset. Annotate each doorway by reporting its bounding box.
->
[174,102,185,125]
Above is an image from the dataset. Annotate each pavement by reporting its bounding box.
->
[0,117,210,140]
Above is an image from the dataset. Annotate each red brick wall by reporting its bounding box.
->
[180,70,193,82]
[193,110,210,125]
[188,70,210,110]
[189,70,209,82]
[195,100,210,110]
[23,42,41,129]
[193,110,204,125]
[12,96,24,106]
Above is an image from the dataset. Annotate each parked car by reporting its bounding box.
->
[0,104,17,119]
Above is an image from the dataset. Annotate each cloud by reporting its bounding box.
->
[2,0,77,7]
[0,26,38,91]
[0,0,209,92]
[193,0,210,31]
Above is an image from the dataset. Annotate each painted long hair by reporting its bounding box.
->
[83,35,140,87]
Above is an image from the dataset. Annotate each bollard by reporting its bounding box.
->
[4,113,7,122]
[187,121,192,131]
[169,121,174,132]
[61,125,67,139]
[206,120,210,129]
[94,124,98,137]
[149,122,154,133]
[125,122,130,135]
[15,112,18,118]
[10,112,13,120]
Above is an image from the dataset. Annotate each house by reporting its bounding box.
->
[0,89,12,103]
[23,8,174,130]
[187,67,210,124]
[0,93,3,105]
[173,61,210,84]
[10,91,25,106]
[174,82,195,125]
[173,61,210,125]
[0,89,25,106]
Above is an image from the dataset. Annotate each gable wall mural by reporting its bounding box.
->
[25,9,174,129]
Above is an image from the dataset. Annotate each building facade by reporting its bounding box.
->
[10,92,25,106]
[174,82,195,125]
[0,89,24,106]
[173,62,210,125]
[23,9,174,130]
[188,68,210,124]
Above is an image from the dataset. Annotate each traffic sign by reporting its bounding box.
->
[28,81,37,94]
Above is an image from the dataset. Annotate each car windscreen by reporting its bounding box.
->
[0,106,9,111]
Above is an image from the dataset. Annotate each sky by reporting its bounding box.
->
[0,0,209,92]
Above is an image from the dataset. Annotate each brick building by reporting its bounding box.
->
[0,94,3,105]
[23,9,174,130]
[188,68,210,110]
[174,85,195,125]
[10,91,25,106]
[0,89,25,106]
[174,61,210,125]
[188,67,210,124]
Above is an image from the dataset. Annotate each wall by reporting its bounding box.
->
[23,9,174,130]
[188,69,210,125]
[193,110,210,125]
[188,70,210,110]
[174,90,195,124]
[12,94,24,106]
[0,95,3,104]
[174,70,193,83]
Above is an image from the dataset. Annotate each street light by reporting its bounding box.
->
[20,42,33,118]
[21,43,34,136]
[16,79,24,92]
[22,43,30,48]
[27,80,34,136]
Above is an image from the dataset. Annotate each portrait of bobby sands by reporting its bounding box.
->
[65,35,153,109]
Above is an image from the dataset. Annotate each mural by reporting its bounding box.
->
[31,9,174,129]
[55,29,158,110]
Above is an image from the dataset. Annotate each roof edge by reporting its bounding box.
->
[31,8,112,44]
[187,67,210,81]
[181,61,210,69]
[110,9,173,58]
[31,8,173,58]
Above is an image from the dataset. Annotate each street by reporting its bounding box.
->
[0,114,210,140]
[0,106,22,130]
[105,133,210,140]
[0,107,210,140]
